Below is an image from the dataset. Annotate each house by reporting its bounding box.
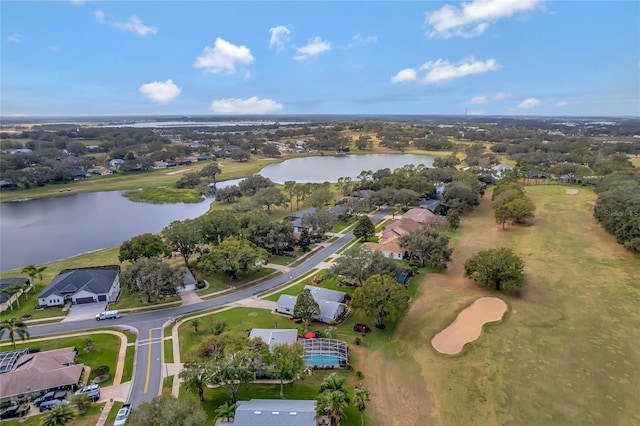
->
[249,329,298,350]
[37,266,120,307]
[362,237,406,260]
[0,180,18,190]
[72,169,90,180]
[402,208,449,229]
[286,208,317,237]
[153,161,168,169]
[276,286,348,324]
[226,399,317,426]
[0,277,30,313]
[492,164,513,177]
[381,217,421,239]
[91,167,113,176]
[109,159,125,168]
[0,348,84,404]
[177,267,197,293]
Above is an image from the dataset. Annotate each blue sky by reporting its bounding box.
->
[1,0,638,117]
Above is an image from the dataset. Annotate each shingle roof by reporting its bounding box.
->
[303,285,346,303]
[362,237,405,256]
[402,208,449,228]
[38,266,119,299]
[381,217,421,239]
[0,348,84,399]
[0,278,29,304]
[233,399,316,426]
[276,295,297,312]
[249,329,298,350]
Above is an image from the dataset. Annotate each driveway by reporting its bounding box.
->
[62,302,107,322]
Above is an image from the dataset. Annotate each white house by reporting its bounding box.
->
[249,329,298,350]
[38,266,120,306]
[276,286,348,324]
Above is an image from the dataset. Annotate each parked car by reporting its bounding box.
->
[96,310,120,321]
[114,403,132,426]
[33,390,67,407]
[39,399,69,412]
[74,384,100,402]
[0,405,19,419]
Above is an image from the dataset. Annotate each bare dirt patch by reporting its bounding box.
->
[565,188,578,195]
[166,168,189,176]
[431,297,508,355]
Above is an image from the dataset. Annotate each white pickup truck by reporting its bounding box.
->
[114,403,131,426]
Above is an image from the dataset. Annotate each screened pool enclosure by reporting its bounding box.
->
[300,338,349,368]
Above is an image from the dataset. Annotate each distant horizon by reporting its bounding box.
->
[2,1,638,117]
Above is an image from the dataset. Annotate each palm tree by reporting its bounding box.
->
[21,264,47,293]
[0,285,23,310]
[40,402,75,426]
[353,385,371,426]
[190,318,200,332]
[319,373,348,396]
[318,390,348,426]
[214,401,236,422]
[324,326,337,339]
[0,318,30,350]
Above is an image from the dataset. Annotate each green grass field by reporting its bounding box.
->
[382,185,640,425]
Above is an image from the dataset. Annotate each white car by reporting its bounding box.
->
[74,384,100,402]
[114,404,131,426]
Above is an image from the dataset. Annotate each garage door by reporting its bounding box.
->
[97,295,107,302]
[75,297,95,304]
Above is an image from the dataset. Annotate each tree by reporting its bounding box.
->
[215,184,242,203]
[198,162,221,182]
[464,248,525,291]
[162,219,201,266]
[69,393,92,414]
[393,188,421,209]
[21,264,46,290]
[253,186,288,212]
[239,174,272,196]
[301,209,338,237]
[263,221,296,255]
[0,318,29,350]
[83,338,94,352]
[199,210,239,245]
[120,257,185,303]
[294,288,320,331]
[351,274,409,327]
[127,394,207,426]
[308,188,333,208]
[283,180,297,211]
[231,150,251,162]
[174,172,201,189]
[354,385,371,426]
[118,233,170,263]
[329,248,401,286]
[271,343,306,399]
[190,318,200,332]
[398,229,453,269]
[317,373,350,426]
[197,237,269,280]
[298,229,312,252]
[179,363,209,402]
[262,144,281,157]
[40,401,76,426]
[353,216,376,241]
[214,401,236,422]
[433,155,461,169]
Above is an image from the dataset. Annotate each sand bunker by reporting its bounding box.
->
[565,188,579,195]
[431,297,508,355]
[166,168,189,175]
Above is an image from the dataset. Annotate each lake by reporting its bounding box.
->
[0,154,435,271]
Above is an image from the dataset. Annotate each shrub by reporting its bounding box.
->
[27,347,41,353]
[356,370,364,379]
[196,281,206,289]
[93,365,110,378]
[355,337,362,346]
[211,320,228,336]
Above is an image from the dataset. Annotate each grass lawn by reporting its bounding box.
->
[263,275,356,302]
[106,401,123,425]
[1,403,106,426]
[123,187,205,204]
[372,185,640,425]
[163,337,174,364]
[121,345,136,383]
[162,376,174,394]
[180,370,365,426]
[2,334,120,387]
[267,254,298,266]
[330,220,354,233]
[195,267,279,297]
[109,290,181,310]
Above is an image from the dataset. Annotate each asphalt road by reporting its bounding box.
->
[15,209,388,407]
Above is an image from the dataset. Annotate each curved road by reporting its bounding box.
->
[19,209,388,407]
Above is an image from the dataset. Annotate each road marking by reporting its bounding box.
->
[143,329,152,393]
[136,337,164,347]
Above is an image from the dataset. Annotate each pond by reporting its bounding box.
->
[0,154,435,271]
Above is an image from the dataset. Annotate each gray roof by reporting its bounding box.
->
[276,295,297,311]
[249,329,298,350]
[182,267,197,287]
[38,266,119,299]
[233,399,316,426]
[304,285,346,303]
[0,278,29,304]
[287,208,316,229]
[316,299,344,322]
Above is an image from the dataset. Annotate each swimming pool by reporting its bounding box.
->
[304,353,345,367]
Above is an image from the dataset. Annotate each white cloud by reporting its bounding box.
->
[94,9,157,36]
[294,37,331,60]
[209,97,283,114]
[391,68,418,83]
[269,25,291,51]
[138,79,182,104]
[194,38,254,74]
[426,0,545,38]
[419,57,498,84]
[348,33,378,47]
[555,100,569,107]
[7,33,22,43]
[492,91,509,100]
[518,98,541,108]
[69,0,85,5]
[467,96,488,104]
